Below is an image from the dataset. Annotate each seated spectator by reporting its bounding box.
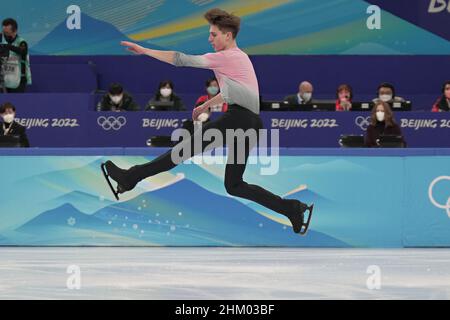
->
[195,78,228,112]
[372,82,405,104]
[0,102,29,147]
[365,101,405,148]
[145,80,186,111]
[284,81,314,106]
[432,80,450,112]
[97,83,140,111]
[335,84,353,111]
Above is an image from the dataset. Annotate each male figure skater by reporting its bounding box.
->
[101,8,313,235]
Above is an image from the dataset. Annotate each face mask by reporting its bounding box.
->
[2,113,14,124]
[207,86,219,96]
[379,94,392,102]
[376,111,385,122]
[160,88,172,98]
[110,95,123,105]
[302,92,312,101]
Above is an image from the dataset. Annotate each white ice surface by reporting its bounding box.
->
[0,248,449,300]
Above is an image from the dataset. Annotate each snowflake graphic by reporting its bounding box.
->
[67,217,76,227]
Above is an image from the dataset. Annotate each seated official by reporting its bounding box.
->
[145,80,186,111]
[365,101,405,148]
[284,81,314,107]
[372,82,405,105]
[1,18,32,93]
[0,102,29,147]
[335,84,353,111]
[195,78,228,112]
[432,80,450,112]
[97,83,140,111]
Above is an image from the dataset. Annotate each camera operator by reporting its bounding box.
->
[0,18,32,93]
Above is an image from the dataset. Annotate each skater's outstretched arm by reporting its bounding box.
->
[121,41,225,70]
[121,41,227,120]
[121,41,177,65]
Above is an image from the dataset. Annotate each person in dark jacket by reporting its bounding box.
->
[145,80,186,111]
[372,82,405,105]
[283,81,314,107]
[365,101,405,148]
[97,83,140,111]
[0,102,29,147]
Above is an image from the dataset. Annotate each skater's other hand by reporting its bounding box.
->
[121,41,147,55]
[192,104,210,121]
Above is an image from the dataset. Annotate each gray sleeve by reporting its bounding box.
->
[173,52,208,69]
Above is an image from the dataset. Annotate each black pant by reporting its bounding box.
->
[130,105,297,216]
[6,77,27,93]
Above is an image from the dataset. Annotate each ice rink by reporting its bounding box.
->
[0,248,449,300]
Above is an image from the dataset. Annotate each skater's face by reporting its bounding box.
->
[208,25,233,51]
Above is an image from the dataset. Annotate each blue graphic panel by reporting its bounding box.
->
[1,148,449,247]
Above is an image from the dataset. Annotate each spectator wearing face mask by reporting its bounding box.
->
[1,18,32,93]
[431,80,450,112]
[372,82,405,105]
[284,81,314,107]
[97,83,140,111]
[145,80,186,111]
[195,78,228,112]
[0,102,29,147]
[365,101,405,148]
[335,84,353,111]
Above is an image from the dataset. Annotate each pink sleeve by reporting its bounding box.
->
[202,52,226,70]
[174,51,224,70]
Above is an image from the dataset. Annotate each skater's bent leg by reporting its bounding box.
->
[224,137,305,217]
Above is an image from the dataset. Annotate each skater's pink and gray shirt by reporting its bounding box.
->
[174,47,260,114]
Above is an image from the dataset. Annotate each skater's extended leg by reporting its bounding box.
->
[224,135,312,234]
[103,115,230,194]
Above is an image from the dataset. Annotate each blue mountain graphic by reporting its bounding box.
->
[31,13,166,55]
[13,168,348,246]
[17,203,106,231]
[49,190,114,213]
[92,178,349,246]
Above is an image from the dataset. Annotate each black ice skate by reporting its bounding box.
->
[286,202,314,235]
[101,160,137,200]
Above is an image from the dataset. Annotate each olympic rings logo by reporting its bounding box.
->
[428,176,450,218]
[355,116,371,131]
[97,116,127,131]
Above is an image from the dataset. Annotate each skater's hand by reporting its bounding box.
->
[192,104,210,121]
[121,41,147,55]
